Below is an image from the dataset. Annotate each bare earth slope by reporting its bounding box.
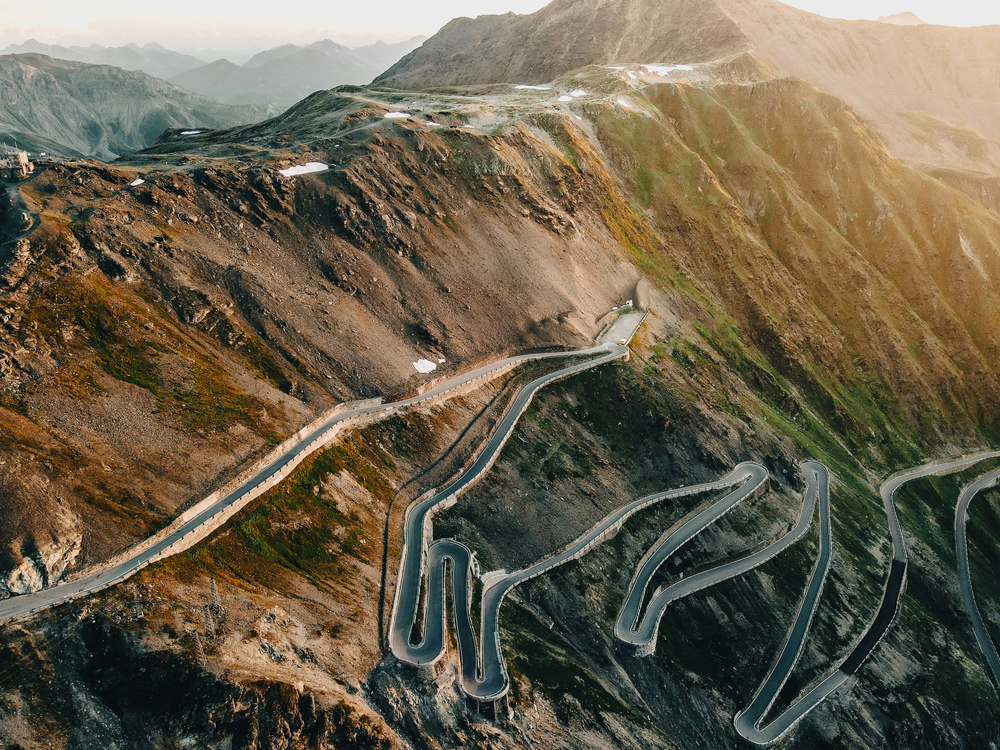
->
[376,0,749,90]
[3,67,1000,746]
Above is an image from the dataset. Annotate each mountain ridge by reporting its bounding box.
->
[173,36,427,106]
[0,53,276,159]
[3,71,1000,745]
[0,39,206,79]
[376,0,1000,191]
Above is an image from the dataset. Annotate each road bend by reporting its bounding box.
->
[615,463,770,649]
[955,468,1000,688]
[392,460,769,699]
[0,316,643,623]
[735,452,1000,744]
[389,341,630,696]
[734,461,833,743]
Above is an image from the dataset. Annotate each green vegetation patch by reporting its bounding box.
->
[23,273,278,437]
[504,599,639,720]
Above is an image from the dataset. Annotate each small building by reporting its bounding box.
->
[0,148,34,180]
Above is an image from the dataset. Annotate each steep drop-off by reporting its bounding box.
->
[1,68,1000,747]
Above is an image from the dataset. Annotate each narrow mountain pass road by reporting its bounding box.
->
[734,462,833,743]
[389,342,630,696]
[0,312,642,624]
[615,463,771,650]
[955,468,1000,688]
[389,312,648,697]
[734,452,1000,744]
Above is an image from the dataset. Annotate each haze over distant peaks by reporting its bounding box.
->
[170,36,427,106]
[0,39,205,79]
[876,11,928,25]
[0,53,274,159]
[378,0,1000,183]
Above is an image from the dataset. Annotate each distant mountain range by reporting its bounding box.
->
[0,36,428,108]
[0,40,205,80]
[170,37,426,106]
[0,54,276,159]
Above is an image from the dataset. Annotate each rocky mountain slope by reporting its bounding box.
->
[1,54,1000,749]
[0,54,275,159]
[377,0,1000,208]
[172,37,427,107]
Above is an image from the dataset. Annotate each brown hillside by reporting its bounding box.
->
[4,73,1000,746]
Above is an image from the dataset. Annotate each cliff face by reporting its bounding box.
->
[2,70,1000,747]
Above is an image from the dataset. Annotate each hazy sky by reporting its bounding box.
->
[1,0,997,57]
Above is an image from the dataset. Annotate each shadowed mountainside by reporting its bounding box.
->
[0,53,276,159]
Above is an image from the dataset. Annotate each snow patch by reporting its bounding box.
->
[514,84,551,90]
[643,64,694,76]
[384,112,411,119]
[626,71,638,80]
[427,121,443,127]
[278,162,329,177]
[438,358,446,364]
[180,130,202,135]
[412,359,437,374]
[617,98,635,110]
[558,89,588,103]
[129,178,145,187]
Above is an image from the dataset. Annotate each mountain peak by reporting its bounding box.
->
[876,11,928,25]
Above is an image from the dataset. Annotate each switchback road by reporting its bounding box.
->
[733,452,1000,744]
[0,314,642,624]
[955,468,1000,688]
[389,312,646,697]
[389,339,631,696]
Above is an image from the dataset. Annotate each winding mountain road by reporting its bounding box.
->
[0,314,642,624]
[615,462,770,651]
[955,468,1000,688]
[734,461,836,744]
[732,452,1000,744]
[6,288,999,746]
[388,323,637,697]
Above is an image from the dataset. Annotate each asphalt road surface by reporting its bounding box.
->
[615,462,770,647]
[955,468,1000,688]
[734,462,834,743]
[0,320,639,624]
[733,452,1000,744]
[389,342,629,688]
[390,313,644,697]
